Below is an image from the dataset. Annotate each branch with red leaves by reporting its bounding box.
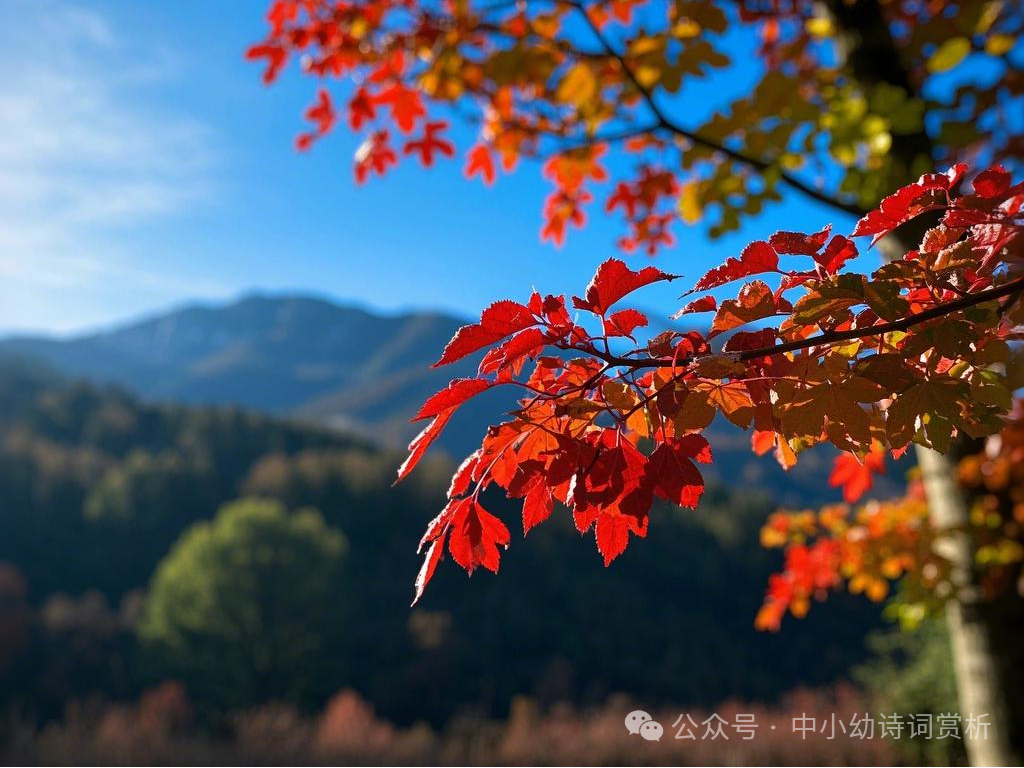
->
[397,165,1024,604]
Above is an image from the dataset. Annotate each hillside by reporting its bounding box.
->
[0,363,882,726]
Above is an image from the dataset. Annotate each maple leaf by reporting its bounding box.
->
[354,130,398,183]
[572,259,675,315]
[413,538,445,605]
[465,144,496,185]
[245,42,287,84]
[829,444,886,503]
[606,182,641,218]
[522,482,554,534]
[700,381,755,428]
[544,145,608,190]
[348,87,376,130]
[480,327,551,378]
[595,512,632,565]
[434,300,538,367]
[541,187,592,246]
[694,241,779,291]
[373,82,425,133]
[295,88,337,150]
[404,121,455,167]
[448,451,481,499]
[814,235,857,275]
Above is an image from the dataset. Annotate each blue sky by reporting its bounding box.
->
[0,0,860,336]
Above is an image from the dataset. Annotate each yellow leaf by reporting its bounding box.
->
[928,37,971,73]
[678,181,702,223]
[985,34,1015,56]
[556,63,598,105]
[805,17,834,38]
[672,19,700,38]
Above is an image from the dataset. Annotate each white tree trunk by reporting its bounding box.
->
[916,447,1018,766]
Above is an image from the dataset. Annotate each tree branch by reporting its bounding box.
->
[571,0,867,218]
[581,274,1024,370]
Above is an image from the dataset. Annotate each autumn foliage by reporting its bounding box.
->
[393,165,1023,603]
[246,1,1024,607]
[757,399,1024,632]
[247,1,1023,250]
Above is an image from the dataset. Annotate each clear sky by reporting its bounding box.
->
[0,0,861,337]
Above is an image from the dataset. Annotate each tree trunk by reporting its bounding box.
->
[821,3,1024,762]
[916,448,1022,766]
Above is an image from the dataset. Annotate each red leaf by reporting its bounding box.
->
[723,328,777,352]
[973,165,1011,198]
[295,88,336,149]
[465,144,496,185]
[853,164,967,244]
[596,513,631,566]
[828,444,886,503]
[751,430,775,456]
[373,82,425,133]
[418,500,458,552]
[522,482,554,534]
[448,498,511,574]
[434,300,537,367]
[354,130,397,183]
[604,308,648,338]
[572,258,674,315]
[447,451,480,499]
[694,241,779,291]
[412,538,445,605]
[246,42,287,84]
[497,327,548,369]
[769,225,831,256]
[647,439,707,509]
[396,409,454,482]
[403,121,455,167]
[414,378,491,421]
[348,87,376,130]
[672,295,717,319]
[814,235,857,274]
[675,433,713,463]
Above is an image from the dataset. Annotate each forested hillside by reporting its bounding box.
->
[0,362,881,727]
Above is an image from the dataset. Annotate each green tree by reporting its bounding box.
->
[139,497,347,710]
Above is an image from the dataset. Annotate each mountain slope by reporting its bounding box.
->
[0,294,490,453]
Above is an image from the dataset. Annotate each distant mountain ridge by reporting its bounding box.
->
[0,294,497,455]
[0,293,908,506]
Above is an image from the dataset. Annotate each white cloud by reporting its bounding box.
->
[0,0,227,330]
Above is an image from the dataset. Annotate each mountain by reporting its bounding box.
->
[0,294,506,456]
[0,293,909,506]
